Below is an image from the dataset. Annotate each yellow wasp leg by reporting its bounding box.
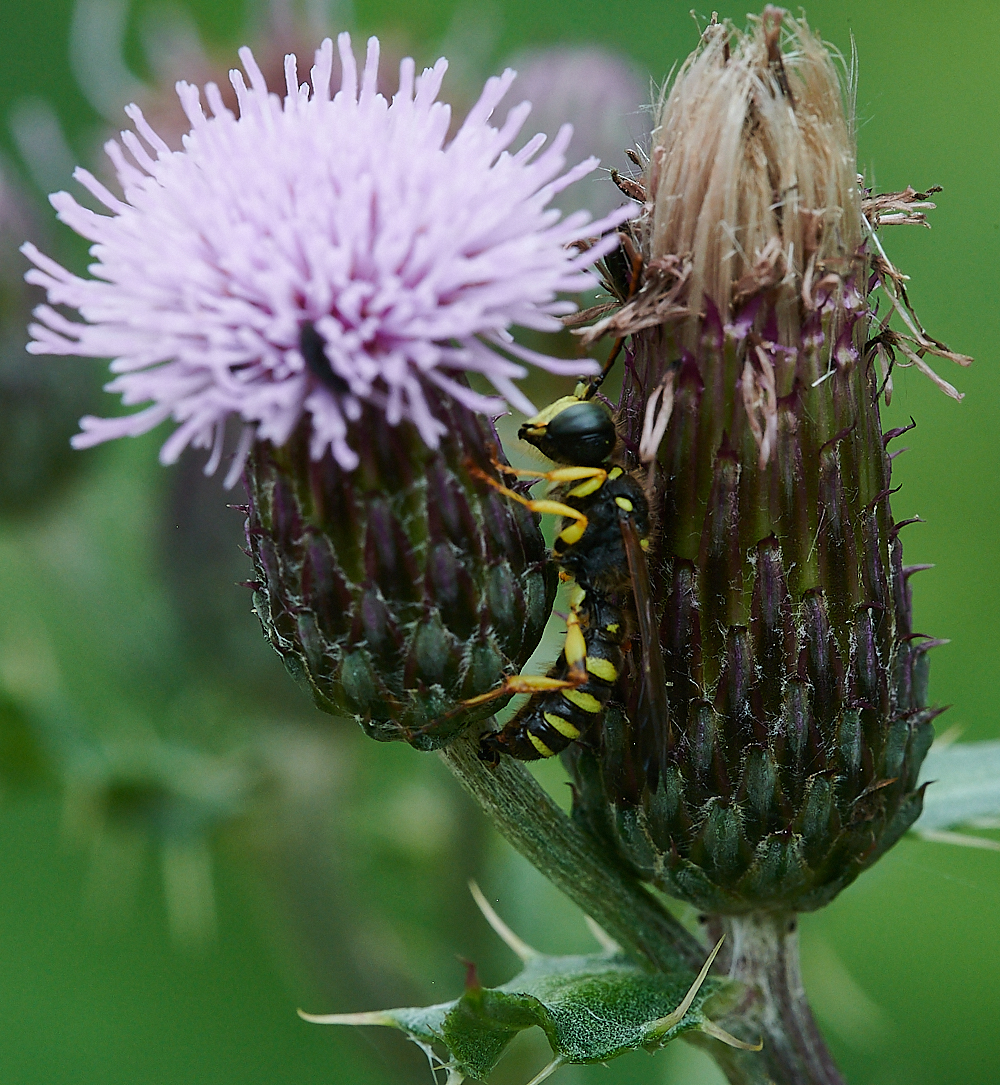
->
[495,464,608,486]
[563,605,588,683]
[462,603,589,711]
[468,465,589,535]
[461,672,585,711]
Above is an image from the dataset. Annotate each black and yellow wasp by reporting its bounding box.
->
[467,391,668,764]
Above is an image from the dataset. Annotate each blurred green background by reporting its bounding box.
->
[0,1,996,1083]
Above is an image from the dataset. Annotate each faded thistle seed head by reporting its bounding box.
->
[567,8,971,913]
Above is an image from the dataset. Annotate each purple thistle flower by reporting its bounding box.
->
[23,33,631,484]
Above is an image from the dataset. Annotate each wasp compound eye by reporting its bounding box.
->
[520,400,616,467]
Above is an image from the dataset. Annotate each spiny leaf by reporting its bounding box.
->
[301,942,748,1082]
[913,739,1000,850]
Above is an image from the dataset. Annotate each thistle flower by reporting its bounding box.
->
[23,33,629,484]
[22,33,633,748]
[568,10,970,914]
[505,45,651,218]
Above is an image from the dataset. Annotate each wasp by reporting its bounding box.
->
[467,392,668,763]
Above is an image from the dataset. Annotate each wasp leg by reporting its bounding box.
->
[492,463,609,486]
[461,672,585,712]
[467,464,592,538]
[462,606,588,712]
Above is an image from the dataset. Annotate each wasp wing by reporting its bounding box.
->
[619,514,670,786]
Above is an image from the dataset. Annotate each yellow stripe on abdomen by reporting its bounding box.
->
[563,689,603,714]
[585,656,618,683]
[528,731,556,758]
[544,713,581,740]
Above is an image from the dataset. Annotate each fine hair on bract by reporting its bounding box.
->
[647,9,860,351]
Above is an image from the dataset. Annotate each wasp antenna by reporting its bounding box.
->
[468,881,537,960]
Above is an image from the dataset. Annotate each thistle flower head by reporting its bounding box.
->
[23,34,629,483]
[567,8,969,915]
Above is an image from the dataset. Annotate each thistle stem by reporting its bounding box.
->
[441,734,846,1085]
[713,913,847,1085]
[440,734,704,975]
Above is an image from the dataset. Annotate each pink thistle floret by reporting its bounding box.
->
[23,34,632,484]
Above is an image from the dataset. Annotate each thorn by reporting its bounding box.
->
[458,956,481,991]
[298,1008,397,1026]
[890,515,924,539]
[917,829,1000,852]
[584,915,621,953]
[699,1018,764,1051]
[646,937,725,1039]
[468,881,537,961]
[524,1057,563,1085]
[883,416,917,447]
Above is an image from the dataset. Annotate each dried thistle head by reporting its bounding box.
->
[648,8,860,342]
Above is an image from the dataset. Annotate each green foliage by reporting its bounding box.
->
[303,941,742,1082]
[0,689,52,790]
[915,739,1000,835]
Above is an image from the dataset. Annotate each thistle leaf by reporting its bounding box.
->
[915,739,1000,843]
[301,945,743,1081]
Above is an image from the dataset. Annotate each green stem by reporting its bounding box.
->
[440,735,845,1085]
[715,913,847,1085]
[440,734,703,975]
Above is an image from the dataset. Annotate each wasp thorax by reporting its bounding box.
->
[566,9,952,914]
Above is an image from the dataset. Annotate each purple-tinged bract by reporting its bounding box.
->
[23,34,629,483]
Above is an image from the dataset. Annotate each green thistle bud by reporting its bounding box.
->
[568,9,970,913]
[245,399,557,750]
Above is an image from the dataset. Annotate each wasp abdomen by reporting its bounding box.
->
[480,592,625,762]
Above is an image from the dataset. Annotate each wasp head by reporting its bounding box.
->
[518,397,616,467]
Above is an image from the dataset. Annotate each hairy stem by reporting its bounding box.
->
[714,913,847,1085]
[440,734,703,974]
[441,734,846,1085]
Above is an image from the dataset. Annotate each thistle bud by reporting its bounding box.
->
[246,401,557,748]
[568,10,969,913]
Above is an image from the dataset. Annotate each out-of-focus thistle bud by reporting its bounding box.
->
[0,163,95,517]
[23,35,632,748]
[568,9,971,913]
